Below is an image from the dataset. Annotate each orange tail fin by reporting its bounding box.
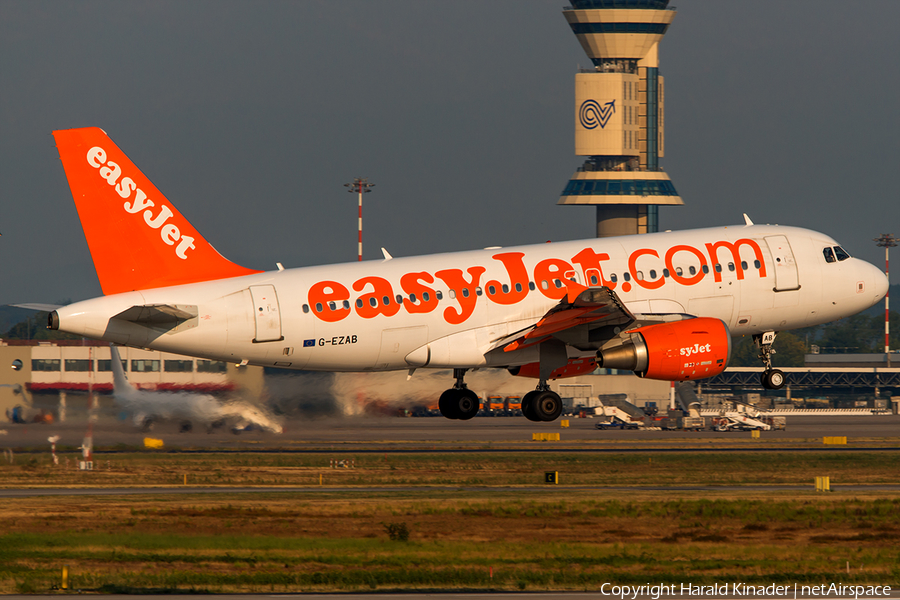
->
[53,127,261,295]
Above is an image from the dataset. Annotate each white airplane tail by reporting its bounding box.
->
[109,345,136,399]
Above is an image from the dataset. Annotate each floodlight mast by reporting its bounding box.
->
[344,178,374,262]
[874,233,897,368]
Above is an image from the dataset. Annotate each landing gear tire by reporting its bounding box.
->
[439,389,460,419]
[455,389,480,420]
[522,390,540,422]
[439,388,480,420]
[761,369,786,390]
[532,390,563,422]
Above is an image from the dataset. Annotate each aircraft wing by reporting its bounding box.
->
[500,282,637,353]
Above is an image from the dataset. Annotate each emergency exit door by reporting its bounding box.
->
[250,285,283,342]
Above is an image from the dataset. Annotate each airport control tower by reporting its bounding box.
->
[558,0,682,237]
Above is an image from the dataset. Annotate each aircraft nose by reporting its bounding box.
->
[871,261,889,303]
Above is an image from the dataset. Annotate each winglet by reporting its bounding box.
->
[52,128,262,295]
[743,213,754,226]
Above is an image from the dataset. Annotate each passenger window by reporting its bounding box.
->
[315,303,323,312]
[728,263,735,272]
[554,280,563,288]
[675,267,683,277]
[623,272,631,282]
[356,299,364,308]
[702,265,710,274]
[649,270,657,279]
[462,288,470,298]
[636,271,644,281]
[436,290,443,300]
[823,247,836,263]
[754,260,761,269]
[515,283,523,293]
[396,294,403,304]
[528,282,535,291]
[834,246,850,261]
[541,280,549,290]
[328,302,336,311]
[741,261,748,270]
[610,274,617,283]
[423,292,431,302]
[688,266,696,276]
[715,264,722,273]
[590,275,599,285]
[488,285,496,295]
[409,293,417,303]
[302,304,310,313]
[502,284,509,293]
[343,300,350,310]
[369,298,377,308]
[476,287,483,296]
[449,290,456,299]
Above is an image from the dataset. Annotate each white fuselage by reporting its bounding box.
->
[55,224,888,372]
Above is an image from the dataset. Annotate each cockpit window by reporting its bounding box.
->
[834,246,850,261]
[823,247,836,263]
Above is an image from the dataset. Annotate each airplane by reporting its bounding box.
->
[108,345,283,434]
[46,127,889,422]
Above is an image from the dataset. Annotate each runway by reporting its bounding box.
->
[2,413,898,451]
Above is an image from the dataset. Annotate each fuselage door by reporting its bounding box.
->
[765,235,800,291]
[250,285,283,343]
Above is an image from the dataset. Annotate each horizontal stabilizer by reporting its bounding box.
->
[112,304,197,326]
[10,303,64,312]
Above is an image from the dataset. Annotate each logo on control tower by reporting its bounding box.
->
[579,99,616,130]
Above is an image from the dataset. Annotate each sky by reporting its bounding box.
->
[2,0,898,305]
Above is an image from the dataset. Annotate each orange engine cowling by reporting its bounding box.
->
[597,317,731,381]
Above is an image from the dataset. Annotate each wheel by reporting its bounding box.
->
[767,369,786,389]
[532,390,563,422]
[456,389,480,421]
[438,389,461,419]
[762,369,786,390]
[522,390,540,422]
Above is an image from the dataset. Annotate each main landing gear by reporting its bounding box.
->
[755,332,786,390]
[438,368,480,420]
[438,370,564,422]
[521,382,564,423]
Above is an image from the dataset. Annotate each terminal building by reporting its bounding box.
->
[558,0,683,236]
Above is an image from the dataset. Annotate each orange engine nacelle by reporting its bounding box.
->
[597,317,731,381]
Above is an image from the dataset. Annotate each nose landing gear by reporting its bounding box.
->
[756,332,786,390]
[438,368,480,420]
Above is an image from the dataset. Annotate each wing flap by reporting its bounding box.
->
[502,284,636,353]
